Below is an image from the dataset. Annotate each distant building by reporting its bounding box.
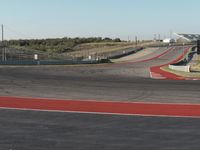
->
[163,38,175,43]
[174,33,200,42]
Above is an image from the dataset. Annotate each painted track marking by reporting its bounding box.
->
[150,47,194,80]
[0,96,200,118]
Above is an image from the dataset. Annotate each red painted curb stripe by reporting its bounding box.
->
[150,47,191,80]
[0,97,200,118]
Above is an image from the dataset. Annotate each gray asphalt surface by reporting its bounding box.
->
[0,46,200,150]
[1,109,200,150]
[0,46,199,103]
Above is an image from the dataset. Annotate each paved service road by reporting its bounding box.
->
[0,46,200,150]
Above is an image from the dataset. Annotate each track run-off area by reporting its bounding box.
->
[1,46,200,150]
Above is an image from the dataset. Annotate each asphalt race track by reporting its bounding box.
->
[0,46,200,149]
[1,109,200,150]
[0,46,199,103]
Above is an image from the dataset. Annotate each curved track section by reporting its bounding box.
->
[0,46,199,104]
[150,47,191,80]
[1,46,200,150]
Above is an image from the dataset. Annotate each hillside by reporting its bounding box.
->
[2,37,160,61]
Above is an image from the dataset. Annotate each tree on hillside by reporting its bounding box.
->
[114,38,121,42]
[7,37,122,53]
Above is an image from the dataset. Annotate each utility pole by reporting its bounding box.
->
[135,36,138,46]
[2,24,4,61]
[170,30,173,39]
[154,34,157,41]
[1,24,3,42]
[1,24,6,61]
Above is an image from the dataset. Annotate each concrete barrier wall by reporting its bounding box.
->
[169,65,190,72]
[108,47,143,59]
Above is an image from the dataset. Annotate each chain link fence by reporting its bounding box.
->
[0,46,144,65]
[0,46,101,65]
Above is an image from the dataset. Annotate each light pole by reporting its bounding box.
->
[2,24,4,61]
[1,24,6,61]
[135,36,138,46]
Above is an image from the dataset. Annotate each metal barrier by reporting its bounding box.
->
[0,46,143,65]
[0,60,100,65]
[108,47,143,59]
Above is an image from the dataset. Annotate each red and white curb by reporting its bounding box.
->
[150,71,167,79]
[150,47,200,80]
[0,96,200,118]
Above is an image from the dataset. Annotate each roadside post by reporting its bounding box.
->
[34,54,40,65]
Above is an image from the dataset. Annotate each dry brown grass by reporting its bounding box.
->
[63,41,158,58]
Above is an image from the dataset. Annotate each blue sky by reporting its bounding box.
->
[0,0,200,40]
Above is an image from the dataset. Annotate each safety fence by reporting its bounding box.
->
[0,60,101,65]
[0,46,143,65]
